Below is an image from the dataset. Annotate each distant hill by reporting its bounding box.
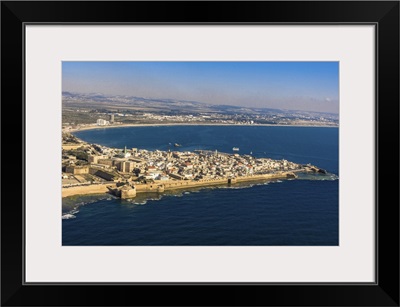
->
[62,91,338,119]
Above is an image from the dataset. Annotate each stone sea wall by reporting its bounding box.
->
[62,183,117,198]
[62,172,295,198]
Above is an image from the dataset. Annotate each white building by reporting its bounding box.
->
[97,119,109,126]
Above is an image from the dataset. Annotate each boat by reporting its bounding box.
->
[232,147,239,151]
[174,143,182,147]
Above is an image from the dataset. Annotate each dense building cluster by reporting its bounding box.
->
[62,138,305,188]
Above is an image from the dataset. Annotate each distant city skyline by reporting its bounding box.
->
[62,61,339,114]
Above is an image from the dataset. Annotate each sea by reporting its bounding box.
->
[63,125,339,246]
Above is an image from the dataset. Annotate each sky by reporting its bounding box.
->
[62,62,339,114]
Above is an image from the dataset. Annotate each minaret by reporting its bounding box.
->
[124,145,127,155]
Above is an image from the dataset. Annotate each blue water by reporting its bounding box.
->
[63,126,338,246]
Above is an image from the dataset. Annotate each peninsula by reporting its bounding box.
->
[62,133,327,199]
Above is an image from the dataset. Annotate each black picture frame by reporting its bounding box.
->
[1,1,399,306]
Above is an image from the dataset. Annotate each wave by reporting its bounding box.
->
[62,213,76,220]
[133,200,147,205]
[62,194,118,215]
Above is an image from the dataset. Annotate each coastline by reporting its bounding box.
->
[62,124,334,199]
[65,122,338,133]
[62,172,296,199]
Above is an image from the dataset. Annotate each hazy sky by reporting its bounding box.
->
[63,62,339,113]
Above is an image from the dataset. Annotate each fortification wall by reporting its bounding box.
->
[62,183,116,198]
[134,172,291,194]
[235,173,290,182]
[163,178,227,190]
[121,187,137,199]
[62,144,82,150]
[62,172,293,198]
[135,184,165,193]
